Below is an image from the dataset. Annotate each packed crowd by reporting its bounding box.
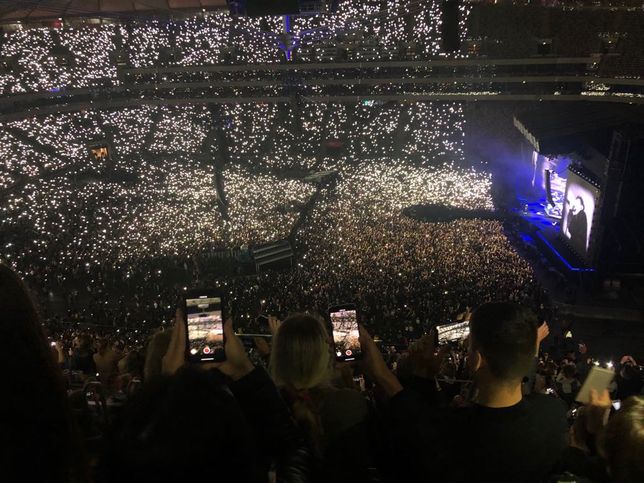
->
[1,93,539,359]
[2,91,643,483]
[4,263,643,482]
[0,0,472,96]
[1,97,522,362]
[222,165,316,245]
[0,100,471,273]
[1,1,643,101]
[1,4,643,480]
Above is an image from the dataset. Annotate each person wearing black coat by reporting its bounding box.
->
[360,303,568,483]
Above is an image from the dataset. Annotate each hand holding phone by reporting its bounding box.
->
[184,290,226,363]
[357,324,403,398]
[435,320,470,345]
[211,319,254,381]
[586,388,612,434]
[409,333,449,379]
[329,304,362,362]
[162,308,188,376]
[268,315,282,336]
[576,366,614,404]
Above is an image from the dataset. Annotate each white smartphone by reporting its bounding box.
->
[575,366,615,404]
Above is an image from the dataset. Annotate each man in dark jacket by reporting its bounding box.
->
[361,302,568,482]
[566,196,588,252]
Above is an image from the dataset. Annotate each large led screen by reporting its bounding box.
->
[561,172,600,259]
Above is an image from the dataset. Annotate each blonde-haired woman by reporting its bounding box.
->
[270,313,374,482]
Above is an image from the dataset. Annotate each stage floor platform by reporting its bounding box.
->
[514,197,594,273]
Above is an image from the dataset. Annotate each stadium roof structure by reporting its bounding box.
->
[513,104,643,156]
[0,0,227,23]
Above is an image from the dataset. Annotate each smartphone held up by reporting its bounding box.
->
[575,366,614,404]
[184,290,226,363]
[329,304,362,362]
[435,320,470,345]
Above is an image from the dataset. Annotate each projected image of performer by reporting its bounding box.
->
[564,196,588,250]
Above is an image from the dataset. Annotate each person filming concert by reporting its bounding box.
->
[360,302,567,482]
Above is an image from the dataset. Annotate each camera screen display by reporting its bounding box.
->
[437,321,470,344]
[561,171,600,260]
[186,295,224,362]
[330,308,361,361]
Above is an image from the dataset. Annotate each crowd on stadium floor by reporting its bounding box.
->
[7,139,638,481]
[2,1,644,481]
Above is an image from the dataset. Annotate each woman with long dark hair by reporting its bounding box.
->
[0,264,86,482]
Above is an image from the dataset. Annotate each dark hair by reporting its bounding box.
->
[0,264,86,482]
[76,333,93,354]
[98,367,261,482]
[601,396,644,483]
[97,337,110,356]
[121,349,144,376]
[562,363,577,379]
[575,196,585,209]
[570,406,591,451]
[469,302,537,382]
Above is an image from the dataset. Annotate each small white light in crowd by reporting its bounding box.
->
[606,361,613,369]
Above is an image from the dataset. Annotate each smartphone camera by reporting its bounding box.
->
[184,291,226,363]
[436,320,470,345]
[329,304,362,362]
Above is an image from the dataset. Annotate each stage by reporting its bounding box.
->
[514,196,595,273]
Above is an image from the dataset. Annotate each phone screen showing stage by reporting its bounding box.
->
[330,308,361,361]
[437,321,470,344]
[186,295,224,362]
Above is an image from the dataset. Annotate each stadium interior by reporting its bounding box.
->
[0,1,643,482]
